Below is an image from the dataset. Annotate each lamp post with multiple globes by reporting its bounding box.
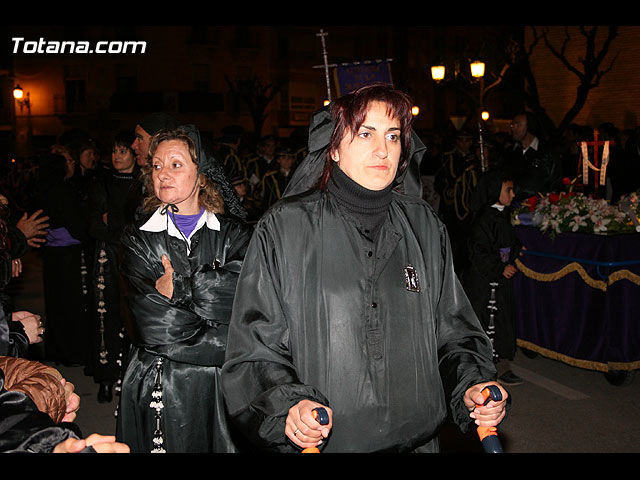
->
[430,59,490,172]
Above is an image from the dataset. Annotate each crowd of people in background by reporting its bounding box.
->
[1,94,640,453]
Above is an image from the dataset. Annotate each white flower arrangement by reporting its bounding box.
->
[513,189,640,237]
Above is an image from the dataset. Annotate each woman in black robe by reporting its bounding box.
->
[116,125,251,453]
[221,84,508,453]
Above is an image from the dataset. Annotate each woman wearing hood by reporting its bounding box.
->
[116,125,252,453]
[221,84,508,453]
[463,169,523,386]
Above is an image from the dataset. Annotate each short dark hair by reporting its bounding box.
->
[112,130,135,151]
[318,83,414,190]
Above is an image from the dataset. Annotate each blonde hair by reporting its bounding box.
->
[141,128,225,214]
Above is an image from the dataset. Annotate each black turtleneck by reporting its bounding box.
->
[327,165,393,241]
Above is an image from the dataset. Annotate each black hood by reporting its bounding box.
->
[179,124,246,220]
[470,170,511,212]
[283,108,426,198]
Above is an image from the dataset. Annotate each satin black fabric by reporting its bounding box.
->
[221,190,497,452]
[116,214,252,453]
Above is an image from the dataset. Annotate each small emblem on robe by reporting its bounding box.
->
[404,264,420,292]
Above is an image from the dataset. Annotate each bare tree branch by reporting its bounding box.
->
[509,26,620,138]
[225,75,283,136]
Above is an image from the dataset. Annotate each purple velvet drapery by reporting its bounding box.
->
[513,226,640,371]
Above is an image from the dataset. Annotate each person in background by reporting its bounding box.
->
[131,113,179,169]
[244,135,278,191]
[463,170,524,386]
[87,131,139,403]
[33,154,91,368]
[222,83,507,453]
[259,144,297,211]
[0,300,128,453]
[116,125,251,453]
[435,130,480,275]
[231,176,261,224]
[0,350,128,453]
[127,113,179,225]
[0,191,48,314]
[500,112,561,201]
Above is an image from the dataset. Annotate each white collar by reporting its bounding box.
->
[492,203,505,211]
[521,136,539,154]
[140,206,220,245]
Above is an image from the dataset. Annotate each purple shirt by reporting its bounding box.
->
[46,227,81,247]
[171,207,205,239]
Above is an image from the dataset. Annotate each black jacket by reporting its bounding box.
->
[116,209,252,452]
[501,139,561,201]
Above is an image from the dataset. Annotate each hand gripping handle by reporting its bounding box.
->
[476,385,504,453]
[301,407,330,453]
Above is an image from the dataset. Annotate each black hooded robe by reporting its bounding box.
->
[221,108,498,453]
[463,171,522,361]
[115,125,252,453]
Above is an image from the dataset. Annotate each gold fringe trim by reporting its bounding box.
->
[515,258,640,292]
[517,339,640,372]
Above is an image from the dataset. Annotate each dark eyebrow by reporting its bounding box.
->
[361,124,401,133]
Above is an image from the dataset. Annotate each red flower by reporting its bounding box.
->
[526,195,539,211]
[549,192,560,204]
[561,177,571,186]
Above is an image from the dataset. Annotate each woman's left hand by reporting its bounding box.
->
[155,254,175,298]
[464,382,508,427]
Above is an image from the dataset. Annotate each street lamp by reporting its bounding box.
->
[13,84,31,114]
[429,59,485,83]
[430,65,446,83]
[429,59,489,172]
[469,60,485,79]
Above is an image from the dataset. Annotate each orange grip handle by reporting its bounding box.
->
[301,447,321,453]
[477,425,498,441]
[475,385,504,453]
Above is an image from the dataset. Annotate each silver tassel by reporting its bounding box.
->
[150,357,166,453]
[97,248,108,364]
[487,282,499,363]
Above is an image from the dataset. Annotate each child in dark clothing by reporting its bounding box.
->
[463,170,523,385]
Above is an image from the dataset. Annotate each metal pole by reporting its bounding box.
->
[478,119,487,173]
[478,77,488,172]
[316,29,332,102]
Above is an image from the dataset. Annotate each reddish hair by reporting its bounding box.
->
[317,83,414,190]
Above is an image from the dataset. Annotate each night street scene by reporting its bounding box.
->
[1,23,639,459]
